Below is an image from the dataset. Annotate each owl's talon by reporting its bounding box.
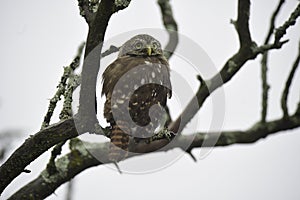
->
[149,128,175,142]
[164,130,176,141]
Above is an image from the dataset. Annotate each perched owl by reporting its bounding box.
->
[102,34,172,162]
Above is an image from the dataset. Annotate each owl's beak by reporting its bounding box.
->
[146,46,152,56]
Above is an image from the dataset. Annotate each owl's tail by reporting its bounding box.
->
[109,121,130,162]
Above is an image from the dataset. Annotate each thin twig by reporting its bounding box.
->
[260,0,285,122]
[45,43,84,175]
[274,2,300,43]
[281,40,300,117]
[264,0,285,44]
[60,75,81,120]
[46,141,67,175]
[41,43,85,130]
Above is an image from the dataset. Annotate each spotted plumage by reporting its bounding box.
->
[102,34,172,162]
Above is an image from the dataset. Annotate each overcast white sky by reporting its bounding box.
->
[1,0,300,199]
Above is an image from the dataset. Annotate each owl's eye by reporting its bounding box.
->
[135,41,143,49]
[152,41,159,49]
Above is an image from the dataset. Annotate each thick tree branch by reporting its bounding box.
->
[168,0,295,134]
[0,131,22,162]
[169,0,254,133]
[281,40,300,117]
[0,42,116,194]
[232,0,252,48]
[78,0,98,25]
[157,0,178,60]
[0,119,77,194]
[260,0,285,123]
[8,114,300,199]
[77,0,131,133]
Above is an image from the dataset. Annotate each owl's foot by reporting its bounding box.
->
[149,128,176,142]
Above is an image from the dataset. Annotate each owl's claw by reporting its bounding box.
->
[164,130,175,141]
[149,128,176,142]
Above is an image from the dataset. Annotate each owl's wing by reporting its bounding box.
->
[101,56,131,97]
[158,56,172,99]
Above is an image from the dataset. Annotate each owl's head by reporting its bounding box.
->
[118,34,163,57]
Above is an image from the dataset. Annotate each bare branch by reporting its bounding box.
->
[157,0,178,60]
[260,53,270,123]
[265,0,286,44]
[260,0,285,122]
[0,130,22,162]
[77,0,131,133]
[44,44,84,175]
[234,0,252,48]
[78,0,99,25]
[168,0,254,133]
[8,114,300,199]
[41,43,84,129]
[0,118,78,194]
[46,140,68,175]
[281,40,300,117]
[168,41,288,134]
[168,0,294,134]
[274,2,300,43]
[60,74,81,120]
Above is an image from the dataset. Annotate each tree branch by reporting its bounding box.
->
[0,42,117,194]
[281,40,300,117]
[260,0,285,123]
[41,43,84,130]
[44,44,84,175]
[157,0,178,60]
[168,0,291,134]
[274,2,300,43]
[0,118,111,195]
[8,113,300,199]
[78,0,98,25]
[0,119,78,194]
[77,0,131,133]
[168,0,297,134]
[234,0,252,48]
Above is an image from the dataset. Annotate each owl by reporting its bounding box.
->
[102,34,172,162]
